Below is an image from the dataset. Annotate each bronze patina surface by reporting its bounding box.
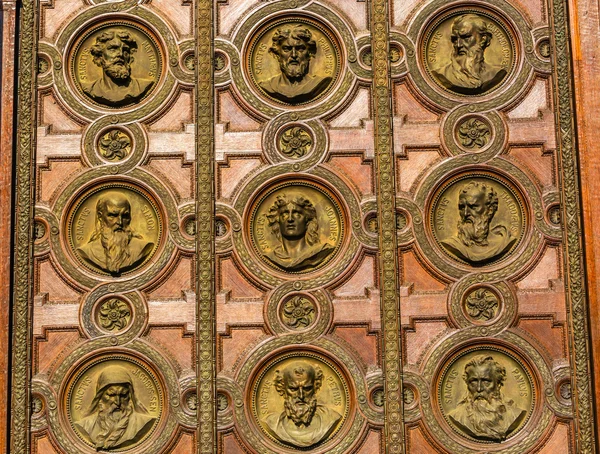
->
[70,21,162,108]
[424,10,515,96]
[250,181,344,273]
[66,357,162,451]
[247,17,340,105]
[252,353,349,449]
[431,175,525,266]
[438,348,534,442]
[67,183,161,276]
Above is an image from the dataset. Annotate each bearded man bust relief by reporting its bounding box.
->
[262,362,342,448]
[74,366,156,450]
[83,29,154,107]
[259,25,332,104]
[448,355,527,441]
[432,14,507,95]
[441,181,516,265]
[76,192,154,275]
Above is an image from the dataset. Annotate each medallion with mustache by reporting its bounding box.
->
[76,192,154,275]
[448,355,527,441]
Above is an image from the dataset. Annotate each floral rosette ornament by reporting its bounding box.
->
[465,288,499,321]
[98,298,132,331]
[281,296,316,329]
[279,126,312,158]
[457,118,491,149]
[98,130,132,160]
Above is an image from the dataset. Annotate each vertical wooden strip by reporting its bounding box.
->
[10,0,37,452]
[370,0,405,452]
[196,0,216,452]
[0,1,17,452]
[550,0,597,450]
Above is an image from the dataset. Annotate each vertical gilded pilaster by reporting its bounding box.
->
[10,0,37,451]
[371,0,405,452]
[550,0,597,450]
[196,0,216,452]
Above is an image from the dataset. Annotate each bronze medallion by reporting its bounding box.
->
[247,17,341,105]
[70,21,163,108]
[66,356,162,451]
[250,181,344,273]
[252,353,349,449]
[95,297,132,332]
[424,10,515,96]
[438,347,534,443]
[67,183,162,276]
[431,174,525,266]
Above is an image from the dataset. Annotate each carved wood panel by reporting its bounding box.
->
[8,0,596,452]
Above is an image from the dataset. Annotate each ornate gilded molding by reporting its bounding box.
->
[370,0,405,451]
[196,0,216,451]
[10,0,37,451]
[550,0,597,448]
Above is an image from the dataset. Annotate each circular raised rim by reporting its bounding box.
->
[245,15,342,107]
[65,181,164,277]
[68,19,165,110]
[248,179,346,275]
[421,7,518,98]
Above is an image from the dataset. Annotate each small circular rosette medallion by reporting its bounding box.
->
[69,21,163,108]
[66,183,162,276]
[423,9,516,96]
[438,347,535,443]
[249,181,345,274]
[247,17,341,106]
[430,174,526,266]
[252,353,350,449]
[65,356,162,451]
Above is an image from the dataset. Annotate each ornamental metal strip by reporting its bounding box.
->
[10,0,38,451]
[550,0,597,450]
[370,0,406,452]
[196,0,217,452]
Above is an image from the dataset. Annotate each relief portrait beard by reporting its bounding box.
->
[263,362,342,448]
[82,29,154,107]
[441,181,516,265]
[258,25,332,103]
[76,192,154,275]
[448,355,527,441]
[264,194,334,271]
[432,14,507,95]
[74,366,156,450]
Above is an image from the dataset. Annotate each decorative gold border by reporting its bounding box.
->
[196,0,216,452]
[370,0,406,451]
[11,0,37,451]
[549,0,597,448]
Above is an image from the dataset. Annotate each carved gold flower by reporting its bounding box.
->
[281,296,315,328]
[457,118,490,149]
[279,126,312,158]
[465,288,499,321]
[98,130,131,161]
[98,298,131,331]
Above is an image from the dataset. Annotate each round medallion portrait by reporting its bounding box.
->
[67,183,162,276]
[438,347,535,443]
[247,17,341,106]
[430,174,526,266]
[252,352,350,449]
[70,21,163,108]
[250,181,345,273]
[65,356,163,451]
[423,9,516,96]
